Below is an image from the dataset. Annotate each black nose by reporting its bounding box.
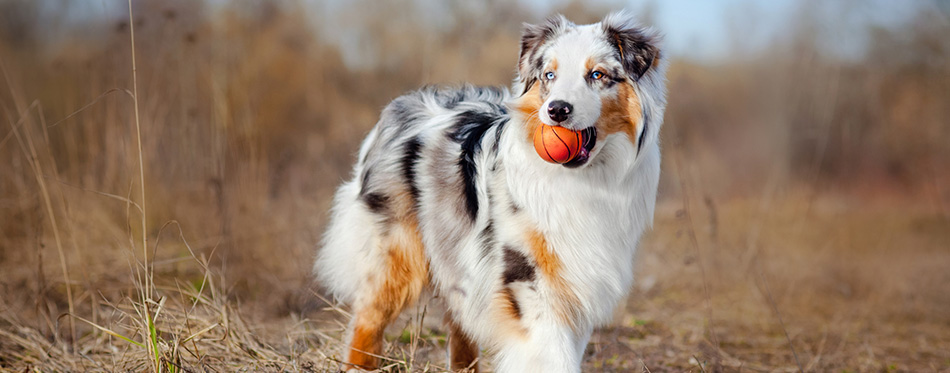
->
[547,100,573,123]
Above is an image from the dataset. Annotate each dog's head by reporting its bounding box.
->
[512,12,665,168]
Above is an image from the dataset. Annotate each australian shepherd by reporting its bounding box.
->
[315,12,667,372]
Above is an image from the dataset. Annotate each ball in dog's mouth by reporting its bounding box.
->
[562,127,597,168]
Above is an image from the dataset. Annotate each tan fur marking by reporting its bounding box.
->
[549,58,558,73]
[526,230,582,328]
[490,288,528,339]
[527,230,561,280]
[585,56,596,73]
[347,323,384,370]
[346,214,428,370]
[445,311,480,372]
[502,287,522,319]
[514,83,545,142]
[597,81,642,146]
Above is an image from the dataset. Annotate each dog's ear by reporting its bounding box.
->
[517,14,568,95]
[602,12,660,81]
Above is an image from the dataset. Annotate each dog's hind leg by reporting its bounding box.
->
[345,216,428,370]
[444,310,479,372]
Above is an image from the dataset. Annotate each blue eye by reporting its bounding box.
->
[545,72,556,80]
[591,71,604,80]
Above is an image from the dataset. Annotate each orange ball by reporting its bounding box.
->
[533,124,582,164]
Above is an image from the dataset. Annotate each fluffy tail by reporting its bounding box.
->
[314,178,380,305]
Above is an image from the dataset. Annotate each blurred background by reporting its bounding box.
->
[1,0,948,371]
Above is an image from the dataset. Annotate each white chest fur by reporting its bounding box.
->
[498,128,661,324]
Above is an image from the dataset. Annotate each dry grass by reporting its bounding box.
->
[608,196,950,372]
[1,0,949,372]
[2,194,947,372]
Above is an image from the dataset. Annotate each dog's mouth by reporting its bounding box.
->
[563,127,597,168]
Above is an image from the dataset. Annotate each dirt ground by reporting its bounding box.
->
[2,190,948,372]
[296,195,950,372]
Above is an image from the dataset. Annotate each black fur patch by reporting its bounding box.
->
[509,200,521,213]
[387,97,425,134]
[519,15,567,94]
[502,247,536,285]
[449,110,504,221]
[358,169,372,197]
[478,219,495,258]
[599,72,626,89]
[361,192,389,215]
[503,287,522,319]
[402,136,423,204]
[492,119,505,155]
[436,89,466,109]
[603,23,659,80]
[638,111,649,155]
[534,56,545,74]
[521,77,538,96]
[487,101,509,116]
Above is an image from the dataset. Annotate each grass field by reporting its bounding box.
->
[2,192,947,372]
[1,1,949,372]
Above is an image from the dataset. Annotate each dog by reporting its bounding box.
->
[315,11,666,372]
